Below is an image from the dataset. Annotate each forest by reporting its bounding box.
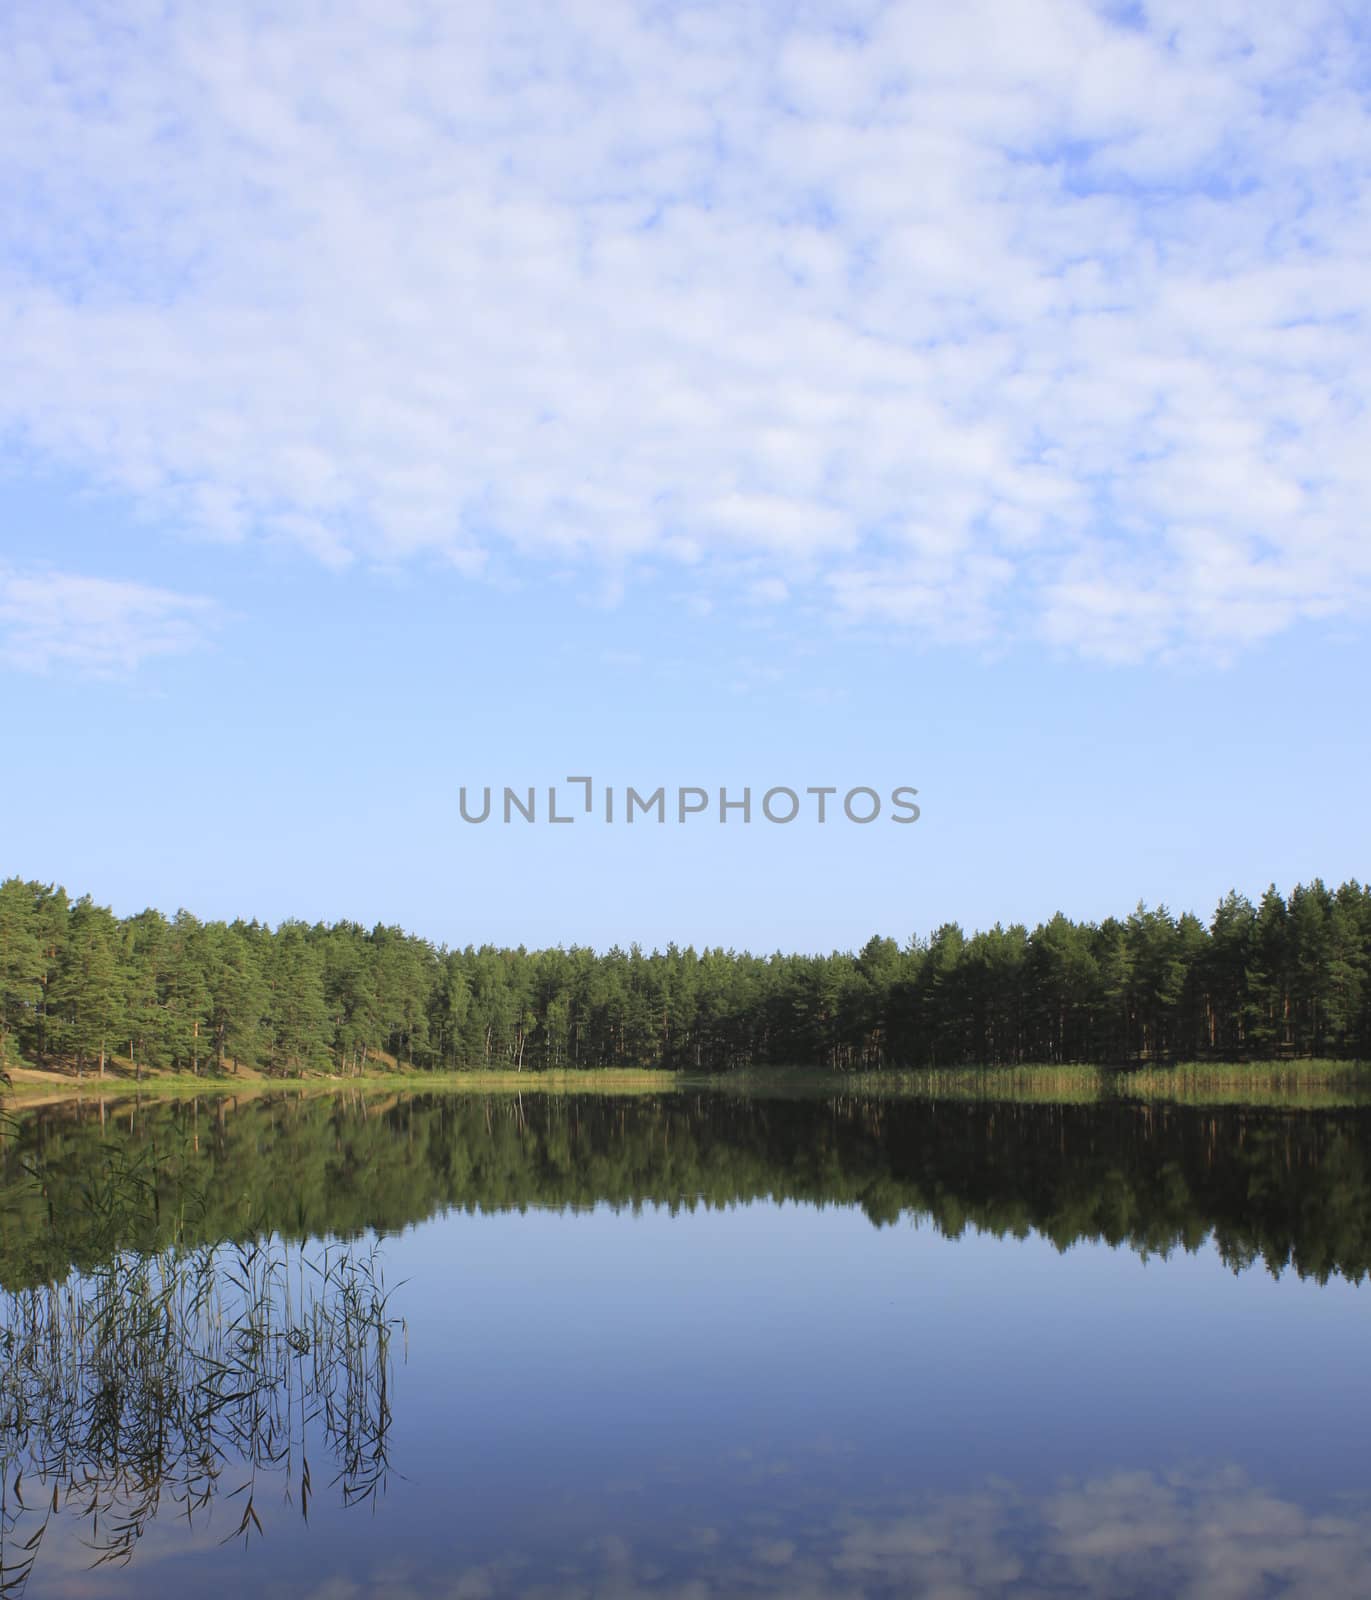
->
[4,1092,1369,1287]
[1,875,1369,1079]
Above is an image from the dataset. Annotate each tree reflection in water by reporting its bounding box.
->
[3,1087,1371,1596]
[0,1145,400,1594]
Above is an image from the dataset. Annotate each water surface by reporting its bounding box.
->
[2,1090,1369,1597]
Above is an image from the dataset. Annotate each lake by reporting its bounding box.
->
[2,1088,1369,1597]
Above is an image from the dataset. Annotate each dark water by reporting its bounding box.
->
[3,1090,1370,1597]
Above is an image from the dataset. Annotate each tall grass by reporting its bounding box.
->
[715,1060,1371,1108]
[0,1142,402,1592]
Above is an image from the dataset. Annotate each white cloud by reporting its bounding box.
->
[1,0,1368,660]
[831,1470,1371,1599]
[294,1466,1371,1597]
[0,567,214,674]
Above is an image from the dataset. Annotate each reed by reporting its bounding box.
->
[0,1143,402,1592]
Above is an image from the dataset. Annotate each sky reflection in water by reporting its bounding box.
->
[4,1094,1370,1598]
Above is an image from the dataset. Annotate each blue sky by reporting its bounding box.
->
[1,0,1368,951]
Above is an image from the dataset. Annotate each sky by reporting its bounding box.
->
[1,0,1368,953]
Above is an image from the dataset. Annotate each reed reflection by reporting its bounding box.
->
[0,1140,401,1594]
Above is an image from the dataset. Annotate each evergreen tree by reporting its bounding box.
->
[264,922,331,1075]
[47,896,121,1079]
[2,872,1368,1080]
[0,878,44,1068]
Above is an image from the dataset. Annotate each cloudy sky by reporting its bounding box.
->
[2,0,1368,948]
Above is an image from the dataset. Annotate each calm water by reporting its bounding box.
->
[2,1090,1370,1597]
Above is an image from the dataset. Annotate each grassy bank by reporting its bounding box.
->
[0,1061,687,1101]
[5,1057,1368,1109]
[1111,1059,1371,1107]
[703,1059,1371,1108]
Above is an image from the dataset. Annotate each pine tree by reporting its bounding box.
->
[0,878,44,1069]
[121,908,170,1080]
[264,922,331,1075]
[48,896,121,1079]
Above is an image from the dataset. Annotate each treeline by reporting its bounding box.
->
[5,1093,1371,1285]
[1,876,1369,1078]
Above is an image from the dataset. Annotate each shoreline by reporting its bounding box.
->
[5,1058,1369,1110]
[0,1064,687,1101]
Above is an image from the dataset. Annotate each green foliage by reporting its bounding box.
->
[0,882,44,1072]
[1,875,1369,1079]
[4,1091,1369,1288]
[45,897,120,1078]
